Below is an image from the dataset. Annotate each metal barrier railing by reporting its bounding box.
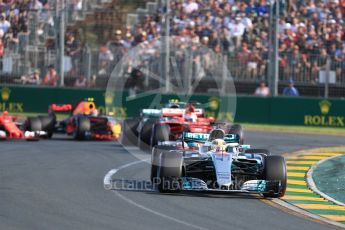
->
[0,1,344,98]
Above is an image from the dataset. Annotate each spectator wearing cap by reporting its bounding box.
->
[283,79,300,96]
[107,30,125,65]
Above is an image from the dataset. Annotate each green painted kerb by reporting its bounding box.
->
[313,155,345,204]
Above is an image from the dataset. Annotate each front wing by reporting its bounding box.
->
[181,177,283,195]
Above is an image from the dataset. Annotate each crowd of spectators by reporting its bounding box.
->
[0,0,85,85]
[100,0,345,88]
[1,0,344,89]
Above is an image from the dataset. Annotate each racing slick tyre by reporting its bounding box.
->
[119,118,140,146]
[26,117,42,132]
[150,124,170,149]
[229,124,244,144]
[138,119,156,151]
[151,146,178,184]
[157,151,183,193]
[263,155,287,198]
[74,117,91,140]
[38,115,56,139]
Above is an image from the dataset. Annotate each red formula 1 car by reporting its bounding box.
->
[120,101,244,150]
[32,99,121,140]
[0,111,46,141]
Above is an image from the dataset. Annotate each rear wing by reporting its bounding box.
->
[49,104,73,112]
[182,132,240,143]
[162,108,204,117]
[141,109,161,118]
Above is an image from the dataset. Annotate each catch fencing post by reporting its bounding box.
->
[324,57,331,99]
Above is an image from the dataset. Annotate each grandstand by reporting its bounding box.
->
[0,0,344,97]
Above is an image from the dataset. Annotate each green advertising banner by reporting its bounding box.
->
[0,85,344,128]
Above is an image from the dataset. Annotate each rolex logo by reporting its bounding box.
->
[319,100,331,115]
[1,87,11,101]
[209,97,220,111]
[105,92,114,105]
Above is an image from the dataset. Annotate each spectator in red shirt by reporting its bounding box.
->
[42,65,59,86]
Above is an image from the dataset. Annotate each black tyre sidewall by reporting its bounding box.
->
[26,117,42,132]
[138,119,156,150]
[151,123,170,148]
[74,117,91,140]
[263,155,287,198]
[157,150,183,193]
[120,118,140,146]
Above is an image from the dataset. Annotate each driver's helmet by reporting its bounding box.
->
[186,105,195,113]
[211,139,226,151]
[169,104,179,108]
[168,99,180,108]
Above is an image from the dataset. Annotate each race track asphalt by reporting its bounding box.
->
[0,131,344,230]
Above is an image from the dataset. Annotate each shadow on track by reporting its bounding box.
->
[109,179,266,200]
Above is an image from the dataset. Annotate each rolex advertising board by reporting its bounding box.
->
[1,86,345,127]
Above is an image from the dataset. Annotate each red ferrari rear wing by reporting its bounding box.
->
[49,104,73,112]
[161,108,204,117]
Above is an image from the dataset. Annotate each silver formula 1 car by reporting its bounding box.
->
[151,129,287,198]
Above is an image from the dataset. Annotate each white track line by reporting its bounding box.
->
[103,159,209,230]
[103,159,149,190]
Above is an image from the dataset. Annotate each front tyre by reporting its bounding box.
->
[157,151,183,193]
[263,155,287,198]
[229,124,244,144]
[151,146,178,184]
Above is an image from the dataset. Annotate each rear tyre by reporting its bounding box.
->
[119,118,139,146]
[26,117,42,132]
[74,117,90,140]
[157,151,183,193]
[263,155,287,198]
[138,119,156,151]
[38,115,56,138]
[150,123,170,148]
[229,124,244,144]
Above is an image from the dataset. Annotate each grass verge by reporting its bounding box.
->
[239,123,345,136]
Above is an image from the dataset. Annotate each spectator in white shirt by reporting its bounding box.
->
[183,0,199,14]
[228,17,245,47]
[254,81,270,97]
[74,75,87,88]
[0,15,10,33]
